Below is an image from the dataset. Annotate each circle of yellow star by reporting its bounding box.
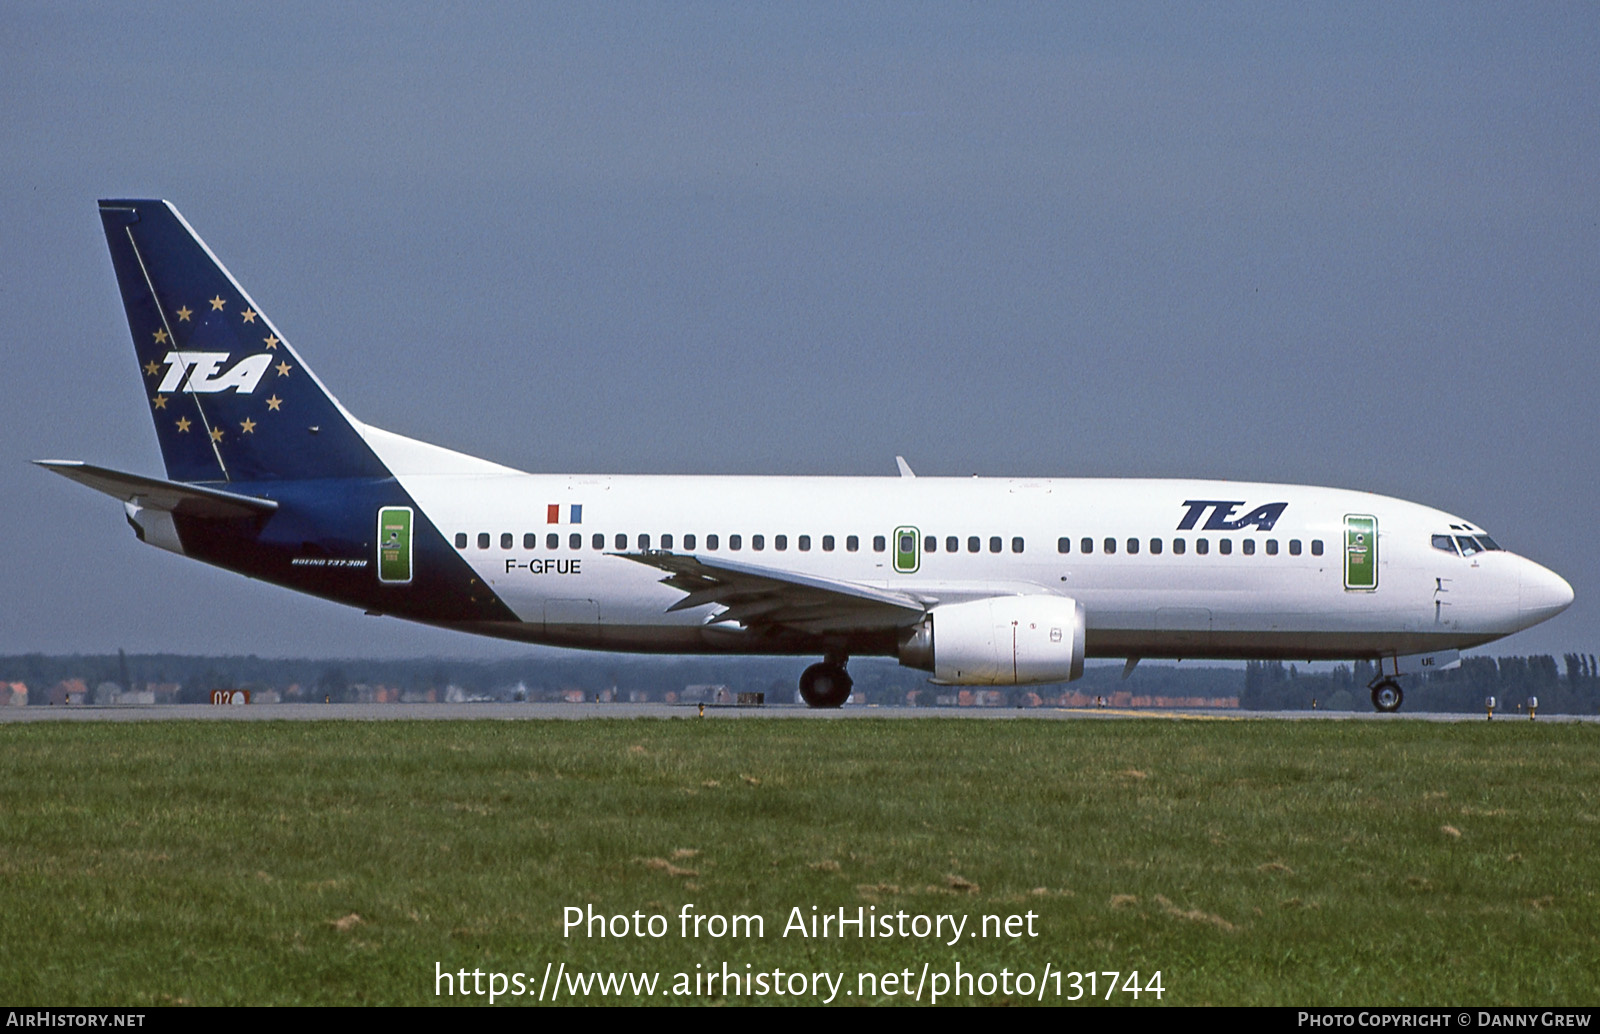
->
[176,417,191,433]
[209,427,225,443]
[275,360,292,377]
[265,395,282,411]
[240,418,256,434]
[153,327,169,344]
[263,334,279,349]
[152,395,167,409]
[241,309,257,324]
[143,359,161,376]
[209,295,226,311]
[176,306,193,322]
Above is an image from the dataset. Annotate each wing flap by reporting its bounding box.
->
[616,551,926,635]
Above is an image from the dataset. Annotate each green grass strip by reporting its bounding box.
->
[1,719,1595,1005]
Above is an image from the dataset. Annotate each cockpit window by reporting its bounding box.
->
[1456,535,1482,557]
[1432,534,1458,555]
[1477,535,1501,551]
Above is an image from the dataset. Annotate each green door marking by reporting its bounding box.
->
[1344,514,1377,591]
[893,525,920,574]
[378,506,413,584]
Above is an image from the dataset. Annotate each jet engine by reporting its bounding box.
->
[898,595,1086,685]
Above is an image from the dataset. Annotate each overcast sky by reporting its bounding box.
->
[2,3,1595,662]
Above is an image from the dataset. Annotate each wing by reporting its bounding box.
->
[616,552,927,636]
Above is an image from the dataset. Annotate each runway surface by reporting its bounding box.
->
[2,703,1593,722]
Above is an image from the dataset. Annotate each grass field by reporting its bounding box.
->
[1,717,1597,1006]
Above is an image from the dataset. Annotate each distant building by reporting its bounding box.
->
[48,679,89,706]
[349,684,403,703]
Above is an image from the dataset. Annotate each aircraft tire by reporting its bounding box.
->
[1371,679,1403,713]
[799,663,852,708]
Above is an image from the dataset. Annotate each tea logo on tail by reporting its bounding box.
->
[153,352,273,394]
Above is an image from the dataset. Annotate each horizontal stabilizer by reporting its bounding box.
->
[35,460,278,518]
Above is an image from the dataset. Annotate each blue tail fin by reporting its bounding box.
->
[98,200,389,484]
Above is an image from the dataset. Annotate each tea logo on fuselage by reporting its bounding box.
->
[1177,500,1288,532]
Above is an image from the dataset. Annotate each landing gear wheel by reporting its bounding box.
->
[1371,679,1403,713]
[799,663,852,708]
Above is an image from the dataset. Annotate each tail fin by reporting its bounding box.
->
[98,200,389,483]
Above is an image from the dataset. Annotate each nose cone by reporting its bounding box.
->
[1521,560,1575,627]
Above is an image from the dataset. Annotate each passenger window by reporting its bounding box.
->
[684,533,696,550]
[455,532,467,549]
[1126,537,1139,555]
[798,535,810,551]
[1012,537,1024,553]
[570,532,582,550]
[1173,538,1186,555]
[1196,538,1209,555]
[524,533,537,549]
[823,535,835,551]
[1242,539,1255,555]
[1058,537,1071,554]
[547,532,559,549]
[501,533,513,549]
[874,535,887,553]
[661,533,673,551]
[989,536,1002,553]
[1266,539,1278,555]
[969,536,981,553]
[477,533,490,549]
[1104,537,1116,555]
[751,534,764,551]
[730,534,742,550]
[1219,539,1232,555]
[1455,536,1480,557]
[638,533,650,551]
[847,535,859,552]
[1150,538,1163,555]
[706,534,718,550]
[1289,539,1302,556]
[925,536,937,553]
[775,535,786,551]
[946,536,959,553]
[1081,537,1094,554]
[592,533,604,550]
[1311,539,1324,556]
[615,533,628,550]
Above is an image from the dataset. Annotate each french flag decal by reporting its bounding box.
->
[547,503,583,524]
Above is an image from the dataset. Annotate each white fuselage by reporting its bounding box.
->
[371,429,1570,662]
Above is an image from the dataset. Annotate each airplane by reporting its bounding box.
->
[38,199,1575,712]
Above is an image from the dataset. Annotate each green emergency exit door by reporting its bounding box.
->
[1344,514,1377,591]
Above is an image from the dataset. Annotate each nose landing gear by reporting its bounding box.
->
[799,654,852,708]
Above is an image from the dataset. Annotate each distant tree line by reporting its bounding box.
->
[3,651,1595,711]
[1244,654,1600,713]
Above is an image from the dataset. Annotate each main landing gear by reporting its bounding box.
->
[799,654,852,709]
[1369,677,1403,713]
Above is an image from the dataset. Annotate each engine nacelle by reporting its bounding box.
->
[898,595,1086,685]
